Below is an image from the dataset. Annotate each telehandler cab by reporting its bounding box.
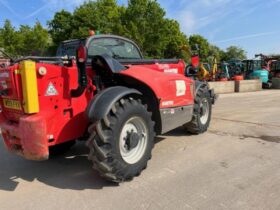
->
[0,35,215,182]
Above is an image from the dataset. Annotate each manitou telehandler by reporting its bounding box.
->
[0,35,215,182]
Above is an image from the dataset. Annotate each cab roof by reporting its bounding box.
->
[61,35,139,46]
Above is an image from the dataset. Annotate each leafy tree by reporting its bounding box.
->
[221,46,247,61]
[0,20,50,56]
[122,0,189,59]
[161,19,189,60]
[0,1,247,61]
[48,0,189,60]
[48,0,124,44]
[48,10,74,46]
[32,22,51,55]
[208,45,223,62]
[18,22,50,56]
[0,20,20,56]
[122,0,166,56]
[71,0,124,38]
[189,34,210,62]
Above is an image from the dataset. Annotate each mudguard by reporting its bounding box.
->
[92,54,127,73]
[195,80,217,104]
[194,80,207,95]
[86,86,141,123]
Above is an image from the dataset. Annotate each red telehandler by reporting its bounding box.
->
[0,35,215,182]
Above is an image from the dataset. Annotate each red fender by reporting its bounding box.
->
[120,66,194,108]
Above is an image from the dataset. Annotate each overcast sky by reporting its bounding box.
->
[0,0,280,58]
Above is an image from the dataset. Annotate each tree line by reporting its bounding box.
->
[0,0,247,62]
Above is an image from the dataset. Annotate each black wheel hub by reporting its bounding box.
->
[125,131,140,150]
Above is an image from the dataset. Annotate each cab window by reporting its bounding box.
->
[88,38,142,59]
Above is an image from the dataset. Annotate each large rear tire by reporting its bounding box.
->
[87,98,155,182]
[184,86,212,134]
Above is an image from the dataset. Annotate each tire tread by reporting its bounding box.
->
[86,98,155,182]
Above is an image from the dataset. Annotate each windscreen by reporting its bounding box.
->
[88,38,142,59]
[56,37,142,60]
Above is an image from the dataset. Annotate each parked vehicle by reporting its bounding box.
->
[0,35,215,182]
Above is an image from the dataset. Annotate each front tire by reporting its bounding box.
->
[184,86,212,134]
[87,98,155,182]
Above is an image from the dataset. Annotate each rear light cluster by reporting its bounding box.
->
[77,45,87,63]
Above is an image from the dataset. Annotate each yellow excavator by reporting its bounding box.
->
[197,58,218,81]
[182,44,218,81]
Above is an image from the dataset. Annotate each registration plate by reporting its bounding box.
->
[3,99,22,110]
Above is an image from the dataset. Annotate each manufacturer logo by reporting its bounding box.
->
[164,68,178,74]
[162,100,174,107]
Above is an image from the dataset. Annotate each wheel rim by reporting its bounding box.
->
[200,98,209,125]
[119,116,148,164]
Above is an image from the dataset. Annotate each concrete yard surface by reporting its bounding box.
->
[1,90,280,210]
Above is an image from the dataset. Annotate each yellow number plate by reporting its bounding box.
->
[3,99,22,111]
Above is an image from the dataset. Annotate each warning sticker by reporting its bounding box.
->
[175,80,186,96]
[45,82,58,96]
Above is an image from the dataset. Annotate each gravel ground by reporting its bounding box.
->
[1,90,280,210]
